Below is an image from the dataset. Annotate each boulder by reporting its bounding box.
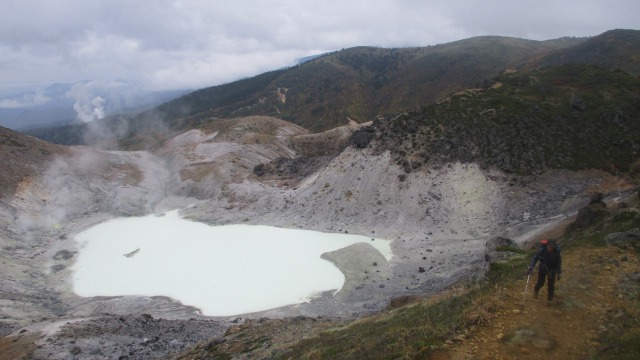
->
[50,264,66,273]
[253,163,267,177]
[574,205,609,228]
[588,192,606,207]
[605,229,640,250]
[53,250,77,261]
[570,94,586,112]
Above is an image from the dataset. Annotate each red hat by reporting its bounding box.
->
[540,239,548,245]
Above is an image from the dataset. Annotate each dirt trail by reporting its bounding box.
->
[432,245,640,360]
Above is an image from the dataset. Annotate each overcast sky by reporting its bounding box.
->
[1,0,638,94]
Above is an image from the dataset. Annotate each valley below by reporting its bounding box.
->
[1,116,635,359]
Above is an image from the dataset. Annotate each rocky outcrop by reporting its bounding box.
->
[574,193,609,228]
[605,229,640,250]
[348,127,376,149]
[588,192,606,207]
[574,207,608,228]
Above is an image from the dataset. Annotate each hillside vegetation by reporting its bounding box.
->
[353,64,640,176]
[521,29,640,75]
[142,36,580,133]
[24,34,593,147]
[25,30,640,150]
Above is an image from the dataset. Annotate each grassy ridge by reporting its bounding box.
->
[141,30,638,134]
[26,30,640,149]
[174,36,574,132]
[522,29,640,75]
[25,34,588,148]
[169,37,565,133]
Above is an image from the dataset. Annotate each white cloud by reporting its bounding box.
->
[1,0,639,92]
[0,89,51,108]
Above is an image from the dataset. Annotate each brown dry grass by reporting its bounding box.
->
[0,127,68,199]
[432,245,640,360]
[0,332,40,360]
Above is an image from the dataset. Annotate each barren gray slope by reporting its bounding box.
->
[0,116,624,358]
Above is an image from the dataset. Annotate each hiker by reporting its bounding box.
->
[527,239,562,303]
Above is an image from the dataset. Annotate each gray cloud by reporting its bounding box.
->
[1,0,638,92]
[0,89,50,108]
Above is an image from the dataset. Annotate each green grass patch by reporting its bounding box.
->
[495,245,528,254]
[276,293,474,360]
[562,207,640,249]
[595,330,640,360]
[276,253,533,360]
[486,254,530,284]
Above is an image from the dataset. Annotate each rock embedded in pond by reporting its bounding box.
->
[50,264,66,273]
[53,250,76,261]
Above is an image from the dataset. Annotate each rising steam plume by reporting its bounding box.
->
[66,82,107,123]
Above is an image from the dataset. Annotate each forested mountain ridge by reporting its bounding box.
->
[519,29,640,75]
[146,35,586,132]
[24,29,639,152]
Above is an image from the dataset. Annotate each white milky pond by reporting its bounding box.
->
[72,211,392,316]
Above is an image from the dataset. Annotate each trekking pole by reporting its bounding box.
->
[521,273,531,307]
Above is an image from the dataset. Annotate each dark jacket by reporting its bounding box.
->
[529,247,562,275]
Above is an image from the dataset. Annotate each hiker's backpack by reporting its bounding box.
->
[539,239,561,253]
[547,239,561,253]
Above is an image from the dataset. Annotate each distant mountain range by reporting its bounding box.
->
[0,81,188,130]
[23,29,640,154]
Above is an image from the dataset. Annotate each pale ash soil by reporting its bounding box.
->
[431,245,640,360]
